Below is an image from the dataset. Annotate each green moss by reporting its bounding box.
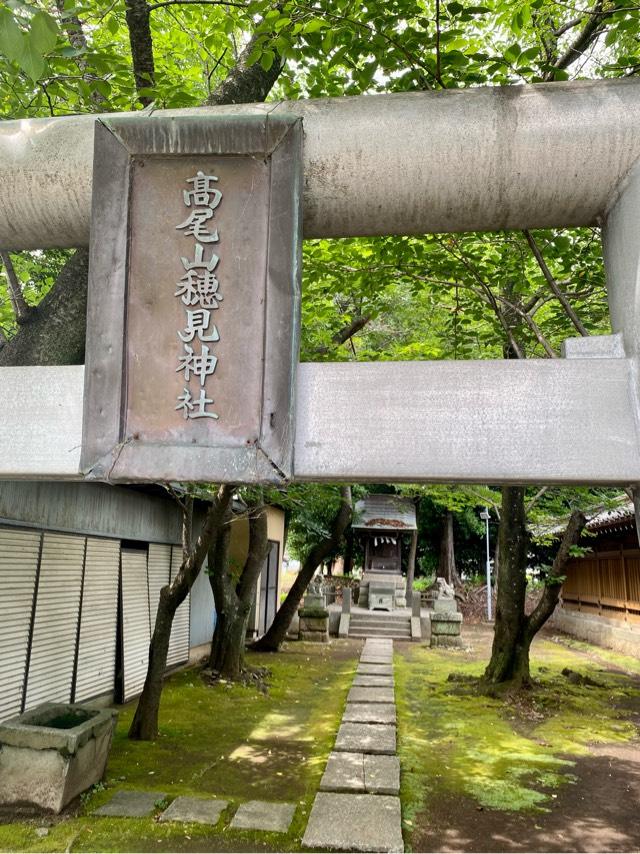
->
[0,642,358,853]
[395,634,640,849]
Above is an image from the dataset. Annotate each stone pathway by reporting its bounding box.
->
[94,790,296,833]
[302,638,404,853]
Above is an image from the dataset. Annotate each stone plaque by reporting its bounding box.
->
[81,114,302,483]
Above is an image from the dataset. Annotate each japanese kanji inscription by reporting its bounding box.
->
[81,114,302,483]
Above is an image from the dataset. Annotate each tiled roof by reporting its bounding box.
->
[352,494,417,531]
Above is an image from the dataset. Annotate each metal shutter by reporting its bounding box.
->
[121,549,151,703]
[167,545,190,668]
[147,543,171,634]
[0,529,41,721]
[24,532,85,710]
[74,537,120,703]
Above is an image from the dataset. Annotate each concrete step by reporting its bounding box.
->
[350,629,410,639]
[350,617,411,628]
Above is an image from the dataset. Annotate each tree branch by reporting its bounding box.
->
[54,0,106,106]
[523,230,589,336]
[206,29,283,105]
[125,0,156,106]
[314,314,372,356]
[545,0,606,77]
[525,508,586,640]
[0,252,31,324]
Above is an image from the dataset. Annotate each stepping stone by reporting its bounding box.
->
[343,703,396,725]
[364,754,400,795]
[353,674,394,688]
[320,751,364,793]
[159,796,228,825]
[335,722,396,755]
[357,663,393,676]
[94,790,167,818]
[230,800,296,833]
[348,686,395,704]
[360,654,393,664]
[302,792,403,853]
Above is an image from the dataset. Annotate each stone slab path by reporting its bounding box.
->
[302,638,404,853]
[94,790,166,817]
[95,791,295,833]
[158,796,228,825]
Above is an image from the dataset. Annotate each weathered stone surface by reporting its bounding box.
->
[364,754,400,795]
[433,598,458,613]
[348,686,395,705]
[338,613,350,638]
[300,616,329,632]
[352,675,394,688]
[94,790,167,817]
[343,704,396,725]
[302,792,403,853]
[320,751,364,793]
[0,704,117,754]
[300,630,329,643]
[335,722,396,755]
[0,716,117,814]
[159,796,228,825]
[357,663,393,676]
[230,800,296,832]
[430,620,461,636]
[430,611,463,623]
[359,654,393,664]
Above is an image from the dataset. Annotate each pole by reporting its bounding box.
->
[484,509,492,621]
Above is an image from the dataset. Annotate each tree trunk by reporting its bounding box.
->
[439,511,460,587]
[484,489,586,688]
[405,529,418,600]
[252,486,352,652]
[127,587,177,740]
[343,527,354,576]
[128,485,233,740]
[209,504,270,680]
[209,515,233,670]
[484,486,530,685]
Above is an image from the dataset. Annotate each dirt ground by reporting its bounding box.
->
[403,626,640,854]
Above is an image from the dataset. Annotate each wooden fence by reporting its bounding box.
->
[561,549,640,622]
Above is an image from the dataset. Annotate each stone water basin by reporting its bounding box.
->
[0,702,118,813]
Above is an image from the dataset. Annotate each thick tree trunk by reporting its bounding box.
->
[484,486,530,685]
[209,505,269,680]
[439,511,460,587]
[0,249,88,367]
[484,490,586,687]
[252,486,352,652]
[405,529,418,600]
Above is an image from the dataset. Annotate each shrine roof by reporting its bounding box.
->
[352,494,417,531]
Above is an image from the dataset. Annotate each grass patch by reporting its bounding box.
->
[0,641,359,853]
[395,633,640,847]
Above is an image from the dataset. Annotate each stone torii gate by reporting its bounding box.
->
[1,78,640,493]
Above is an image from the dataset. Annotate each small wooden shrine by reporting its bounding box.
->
[352,494,417,576]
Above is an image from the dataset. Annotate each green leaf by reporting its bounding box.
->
[18,34,46,81]
[260,49,274,71]
[30,11,58,55]
[303,19,326,33]
[0,6,24,63]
